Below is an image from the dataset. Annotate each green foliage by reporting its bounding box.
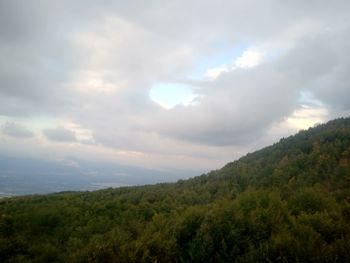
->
[1,117,350,262]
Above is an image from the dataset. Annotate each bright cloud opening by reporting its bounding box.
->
[149,83,199,109]
[287,105,328,130]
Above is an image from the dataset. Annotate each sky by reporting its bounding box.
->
[1,0,350,180]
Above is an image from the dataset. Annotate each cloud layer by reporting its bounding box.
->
[0,0,349,172]
[1,122,34,138]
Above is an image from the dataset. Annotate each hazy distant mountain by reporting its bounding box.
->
[0,156,196,196]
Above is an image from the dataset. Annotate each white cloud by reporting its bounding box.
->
[206,66,229,79]
[234,49,264,69]
[68,70,121,95]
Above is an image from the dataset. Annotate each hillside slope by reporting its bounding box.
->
[1,117,350,262]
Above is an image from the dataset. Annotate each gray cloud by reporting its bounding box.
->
[272,26,350,111]
[43,127,77,142]
[0,0,350,170]
[1,122,34,138]
[145,62,302,146]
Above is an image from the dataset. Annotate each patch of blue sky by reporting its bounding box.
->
[149,82,195,109]
[150,42,252,108]
[299,90,324,106]
[189,41,249,80]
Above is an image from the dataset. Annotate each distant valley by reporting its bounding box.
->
[0,156,195,196]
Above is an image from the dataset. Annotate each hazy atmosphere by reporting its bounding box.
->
[1,1,350,194]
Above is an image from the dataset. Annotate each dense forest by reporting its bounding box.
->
[1,117,350,262]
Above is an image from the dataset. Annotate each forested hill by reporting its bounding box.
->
[1,117,350,262]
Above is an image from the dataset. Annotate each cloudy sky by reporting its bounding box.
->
[1,0,350,177]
